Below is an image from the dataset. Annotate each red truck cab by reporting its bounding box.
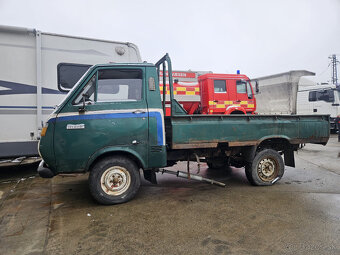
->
[199,73,256,114]
[160,72,256,116]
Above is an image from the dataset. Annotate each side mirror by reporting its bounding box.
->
[255,81,259,93]
[79,93,89,113]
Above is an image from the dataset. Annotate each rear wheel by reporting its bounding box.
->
[89,156,141,205]
[245,149,284,186]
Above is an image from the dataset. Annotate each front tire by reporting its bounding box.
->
[89,156,141,205]
[245,149,284,186]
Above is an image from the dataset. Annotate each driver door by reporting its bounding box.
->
[53,67,148,173]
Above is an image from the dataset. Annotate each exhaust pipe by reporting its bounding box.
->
[158,169,226,187]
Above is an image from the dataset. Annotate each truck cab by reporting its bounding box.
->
[161,73,256,115]
[199,73,256,115]
[297,84,340,132]
[39,63,167,178]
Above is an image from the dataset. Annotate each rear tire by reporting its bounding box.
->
[245,149,284,186]
[89,156,141,205]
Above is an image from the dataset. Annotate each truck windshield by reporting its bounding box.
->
[246,81,253,99]
[73,74,96,104]
[236,80,247,93]
[54,66,94,111]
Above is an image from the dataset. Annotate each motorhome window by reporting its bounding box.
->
[58,63,91,92]
[97,69,142,102]
[309,89,334,103]
[236,80,247,93]
[73,74,96,104]
[214,80,226,93]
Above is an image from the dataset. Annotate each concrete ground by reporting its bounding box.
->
[0,135,339,255]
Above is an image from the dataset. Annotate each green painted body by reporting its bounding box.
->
[38,55,330,176]
[40,63,167,174]
[168,115,329,148]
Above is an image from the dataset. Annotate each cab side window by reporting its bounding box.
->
[214,80,226,93]
[97,69,143,102]
[309,89,334,103]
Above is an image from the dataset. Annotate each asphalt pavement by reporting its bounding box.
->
[0,135,339,255]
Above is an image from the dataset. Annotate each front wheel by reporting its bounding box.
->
[245,149,284,186]
[89,156,141,205]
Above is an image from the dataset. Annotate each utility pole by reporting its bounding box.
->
[329,54,339,87]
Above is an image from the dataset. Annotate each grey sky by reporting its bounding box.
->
[0,0,339,82]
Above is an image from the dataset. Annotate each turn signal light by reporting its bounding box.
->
[41,126,48,137]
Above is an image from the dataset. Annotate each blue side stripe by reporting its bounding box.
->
[149,112,164,146]
[54,112,148,122]
[49,111,164,145]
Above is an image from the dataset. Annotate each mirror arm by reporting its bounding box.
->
[79,94,87,113]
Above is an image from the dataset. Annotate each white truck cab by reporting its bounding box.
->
[297,83,340,132]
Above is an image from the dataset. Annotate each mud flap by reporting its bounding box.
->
[143,169,157,184]
[284,148,295,167]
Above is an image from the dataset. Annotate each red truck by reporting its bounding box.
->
[160,71,256,116]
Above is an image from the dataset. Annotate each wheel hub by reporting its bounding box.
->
[257,158,277,181]
[101,166,131,196]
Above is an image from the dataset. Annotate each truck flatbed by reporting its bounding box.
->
[167,114,329,149]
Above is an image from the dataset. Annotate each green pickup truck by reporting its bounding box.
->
[38,54,330,204]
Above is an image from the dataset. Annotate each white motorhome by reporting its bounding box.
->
[0,25,142,161]
[297,83,340,132]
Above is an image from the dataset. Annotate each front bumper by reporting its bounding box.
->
[37,160,55,178]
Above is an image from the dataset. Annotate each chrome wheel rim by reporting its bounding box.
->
[257,158,278,182]
[100,166,131,196]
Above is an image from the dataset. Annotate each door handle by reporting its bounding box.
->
[236,100,241,102]
[132,110,146,114]
[213,100,218,102]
